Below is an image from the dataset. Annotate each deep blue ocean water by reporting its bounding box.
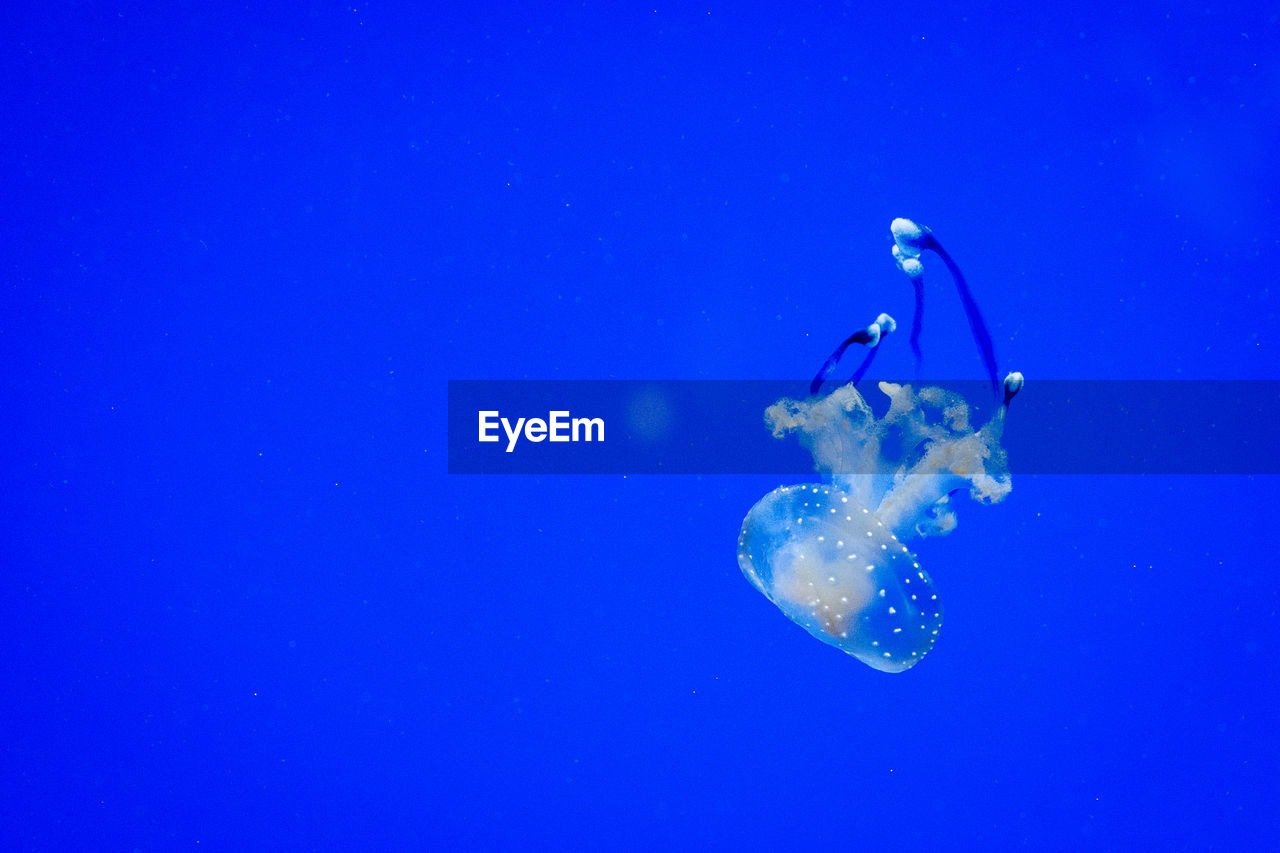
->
[4,3,1278,849]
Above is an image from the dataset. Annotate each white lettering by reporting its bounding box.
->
[479,411,604,451]
[549,411,570,442]
[478,411,500,442]
[573,417,604,442]
[502,417,525,453]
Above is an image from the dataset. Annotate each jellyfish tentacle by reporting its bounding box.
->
[846,346,879,386]
[891,218,1001,401]
[811,330,873,396]
[925,235,1001,400]
[891,225,926,374]
[810,312,896,395]
[908,274,924,374]
[849,314,896,386]
[995,371,1025,423]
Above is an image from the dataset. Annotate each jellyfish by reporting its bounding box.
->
[738,218,1023,672]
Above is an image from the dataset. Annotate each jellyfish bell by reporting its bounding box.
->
[739,219,1021,672]
[737,482,942,673]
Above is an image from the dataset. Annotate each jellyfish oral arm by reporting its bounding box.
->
[872,438,1009,538]
[810,313,896,396]
[922,235,1001,400]
[889,217,1002,400]
[816,219,1002,399]
[811,327,878,396]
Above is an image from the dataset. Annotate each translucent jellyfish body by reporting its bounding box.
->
[738,482,943,673]
[739,219,1022,672]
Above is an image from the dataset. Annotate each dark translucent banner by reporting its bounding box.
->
[447,380,1280,474]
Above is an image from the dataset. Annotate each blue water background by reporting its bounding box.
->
[4,3,1278,849]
